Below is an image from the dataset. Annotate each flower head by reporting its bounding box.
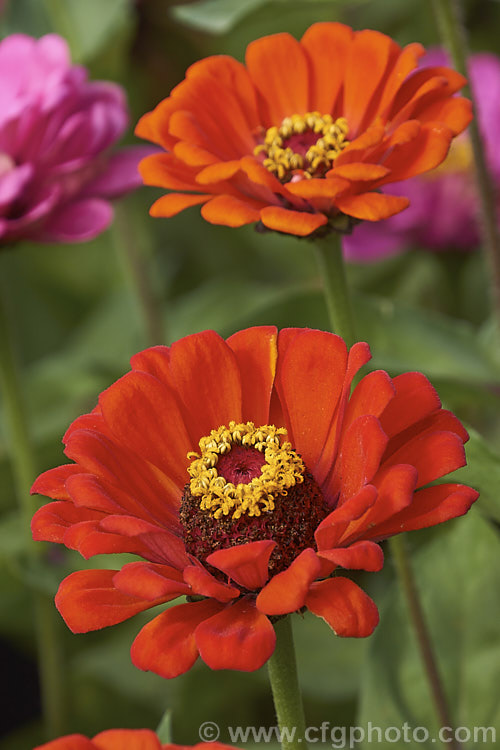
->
[32,327,477,678]
[344,50,500,260]
[0,34,154,245]
[136,23,472,238]
[35,730,232,750]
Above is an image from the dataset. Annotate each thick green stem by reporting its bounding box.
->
[0,282,66,739]
[313,232,458,746]
[113,202,165,347]
[313,234,356,345]
[267,617,308,750]
[432,0,500,328]
[390,537,462,750]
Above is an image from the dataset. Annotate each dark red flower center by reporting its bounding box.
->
[254,112,349,182]
[180,422,328,579]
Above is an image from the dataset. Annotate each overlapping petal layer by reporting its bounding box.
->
[35,731,235,750]
[32,327,477,677]
[137,24,471,237]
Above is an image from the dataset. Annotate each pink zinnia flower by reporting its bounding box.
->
[0,34,153,245]
[343,50,500,260]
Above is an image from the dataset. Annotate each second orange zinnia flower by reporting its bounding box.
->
[31,327,477,679]
[136,23,472,237]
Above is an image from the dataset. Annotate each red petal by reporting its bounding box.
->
[343,463,418,542]
[256,548,321,615]
[275,330,347,472]
[183,564,239,603]
[207,540,276,590]
[343,370,395,435]
[131,599,223,679]
[306,577,379,637]
[382,430,466,487]
[63,519,147,559]
[169,330,242,444]
[99,370,191,488]
[31,464,82,500]
[31,501,103,544]
[338,415,388,502]
[55,570,169,633]
[315,484,378,550]
[93,729,162,750]
[379,371,441,438]
[195,597,276,671]
[99,516,190,569]
[246,33,310,124]
[318,540,384,571]
[227,326,278,424]
[260,206,328,236]
[113,562,190,600]
[370,483,478,539]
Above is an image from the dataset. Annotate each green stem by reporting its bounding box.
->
[431,0,500,328]
[113,202,165,346]
[313,234,356,345]
[390,536,462,750]
[313,233,458,746]
[0,281,66,740]
[267,617,308,750]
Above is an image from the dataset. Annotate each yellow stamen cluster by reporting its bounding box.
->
[187,421,304,520]
[255,112,349,181]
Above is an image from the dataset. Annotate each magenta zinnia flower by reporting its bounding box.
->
[0,34,153,245]
[344,50,500,260]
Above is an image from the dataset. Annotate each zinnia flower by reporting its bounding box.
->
[136,23,472,238]
[32,327,477,678]
[35,730,231,750]
[0,33,153,245]
[344,50,500,260]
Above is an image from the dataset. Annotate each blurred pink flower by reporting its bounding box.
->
[0,34,154,245]
[343,50,500,261]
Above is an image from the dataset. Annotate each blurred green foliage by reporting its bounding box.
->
[1,0,500,748]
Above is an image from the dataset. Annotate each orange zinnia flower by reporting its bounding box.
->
[35,731,232,750]
[32,328,477,678]
[136,23,472,237]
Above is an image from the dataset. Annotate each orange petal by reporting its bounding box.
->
[196,160,241,185]
[173,140,218,167]
[246,33,310,124]
[378,42,426,118]
[344,30,398,135]
[332,163,391,181]
[150,192,210,218]
[138,153,199,191]
[256,548,321,615]
[335,192,410,220]
[260,206,328,236]
[201,195,260,226]
[417,96,472,135]
[301,22,353,114]
[286,176,350,200]
[92,729,162,750]
[35,736,95,750]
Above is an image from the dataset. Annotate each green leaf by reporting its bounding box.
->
[449,427,500,524]
[156,709,173,743]
[171,0,269,33]
[43,0,131,62]
[358,511,500,749]
[355,294,500,385]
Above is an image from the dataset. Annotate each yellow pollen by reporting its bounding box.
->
[187,421,304,520]
[254,112,349,181]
